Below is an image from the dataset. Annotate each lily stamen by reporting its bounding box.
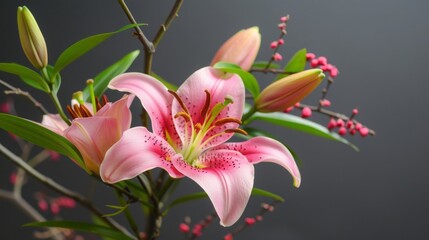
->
[168,90,190,114]
[214,117,242,126]
[225,128,248,136]
[200,90,211,117]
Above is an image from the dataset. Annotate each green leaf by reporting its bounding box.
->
[163,192,208,214]
[45,65,61,94]
[252,188,284,202]
[82,50,140,101]
[103,204,130,217]
[53,24,146,78]
[150,72,178,91]
[247,111,359,151]
[0,113,86,169]
[24,221,134,240]
[0,63,49,92]
[213,62,260,99]
[276,48,307,80]
[251,61,280,69]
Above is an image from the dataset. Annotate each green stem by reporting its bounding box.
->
[48,92,71,125]
[116,190,141,239]
[242,106,257,124]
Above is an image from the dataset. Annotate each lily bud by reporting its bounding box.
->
[211,26,261,71]
[255,69,324,113]
[17,6,48,69]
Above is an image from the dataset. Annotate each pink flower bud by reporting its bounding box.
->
[48,150,60,161]
[211,27,261,71]
[270,41,278,49]
[255,69,324,112]
[352,108,359,115]
[336,119,345,127]
[330,67,339,78]
[256,215,263,221]
[327,118,337,130]
[320,99,331,107]
[179,223,190,233]
[306,53,316,60]
[354,123,363,131]
[38,200,48,212]
[359,127,369,137]
[224,233,234,240]
[280,16,289,22]
[277,39,285,45]
[349,129,357,135]
[245,217,256,225]
[278,23,286,30]
[310,59,319,67]
[50,202,60,215]
[284,106,294,113]
[317,56,328,66]
[0,102,10,113]
[346,120,354,129]
[9,172,17,185]
[301,107,312,118]
[273,52,283,61]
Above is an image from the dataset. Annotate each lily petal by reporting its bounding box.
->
[172,67,245,149]
[64,117,121,173]
[214,136,301,187]
[96,95,133,133]
[171,149,254,226]
[41,114,68,135]
[108,73,181,148]
[100,127,183,184]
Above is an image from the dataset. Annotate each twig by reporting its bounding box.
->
[152,0,184,48]
[0,79,49,114]
[0,143,137,240]
[249,68,294,75]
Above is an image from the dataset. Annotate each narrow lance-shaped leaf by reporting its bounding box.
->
[213,61,260,99]
[53,23,146,78]
[24,221,134,240]
[247,111,359,151]
[276,48,307,80]
[251,188,284,202]
[82,50,140,101]
[0,113,85,168]
[0,63,49,92]
[251,61,280,70]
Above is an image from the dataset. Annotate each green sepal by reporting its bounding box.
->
[276,48,307,80]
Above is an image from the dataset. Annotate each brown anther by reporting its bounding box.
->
[72,104,83,118]
[95,97,102,111]
[225,128,248,136]
[174,111,191,122]
[79,104,93,117]
[102,95,109,107]
[168,90,190,114]
[67,105,78,119]
[200,90,211,117]
[214,117,242,126]
[195,123,202,131]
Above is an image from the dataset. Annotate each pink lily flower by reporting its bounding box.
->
[100,67,301,226]
[42,95,133,174]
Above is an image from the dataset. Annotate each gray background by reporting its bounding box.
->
[0,0,428,239]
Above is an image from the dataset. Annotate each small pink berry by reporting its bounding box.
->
[306,53,316,60]
[320,99,331,107]
[0,102,10,113]
[57,197,76,208]
[278,23,286,30]
[38,200,48,212]
[245,217,256,225]
[330,67,339,78]
[268,205,275,212]
[284,106,294,113]
[280,16,288,22]
[179,223,190,233]
[50,202,60,215]
[354,123,363,131]
[310,59,319,68]
[294,102,301,107]
[48,151,60,161]
[349,129,357,135]
[352,108,359,115]
[359,127,369,137]
[270,41,278,49]
[273,52,283,61]
[338,127,347,136]
[346,120,354,129]
[317,56,328,66]
[336,119,345,127]
[224,233,233,240]
[9,172,17,185]
[277,38,285,45]
[256,215,263,221]
[192,224,202,237]
[301,107,312,118]
[320,65,330,72]
[327,118,337,130]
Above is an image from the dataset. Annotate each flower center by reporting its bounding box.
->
[169,90,247,167]
[66,95,108,119]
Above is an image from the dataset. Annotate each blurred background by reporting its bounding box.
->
[0,0,428,239]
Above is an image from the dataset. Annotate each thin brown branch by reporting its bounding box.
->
[0,79,49,114]
[152,0,184,48]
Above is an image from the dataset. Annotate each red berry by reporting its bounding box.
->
[349,129,357,135]
[310,59,319,67]
[359,127,369,137]
[38,200,48,212]
[336,119,345,127]
[245,217,256,225]
[352,108,359,115]
[270,41,278,49]
[317,56,328,66]
[277,39,285,45]
[224,233,233,240]
[301,107,312,118]
[280,16,288,22]
[346,120,354,129]
[330,67,339,78]
[284,106,294,113]
[354,123,362,131]
[320,99,331,107]
[306,53,316,60]
[273,52,283,61]
[327,118,337,130]
[179,223,190,233]
[338,127,347,136]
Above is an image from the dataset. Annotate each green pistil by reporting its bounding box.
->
[86,79,97,114]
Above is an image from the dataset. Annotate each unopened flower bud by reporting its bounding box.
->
[211,27,261,71]
[255,69,325,112]
[17,6,48,69]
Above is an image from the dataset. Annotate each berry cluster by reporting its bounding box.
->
[36,193,76,215]
[269,15,289,62]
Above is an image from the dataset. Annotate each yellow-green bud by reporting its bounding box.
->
[255,69,325,113]
[17,6,48,69]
